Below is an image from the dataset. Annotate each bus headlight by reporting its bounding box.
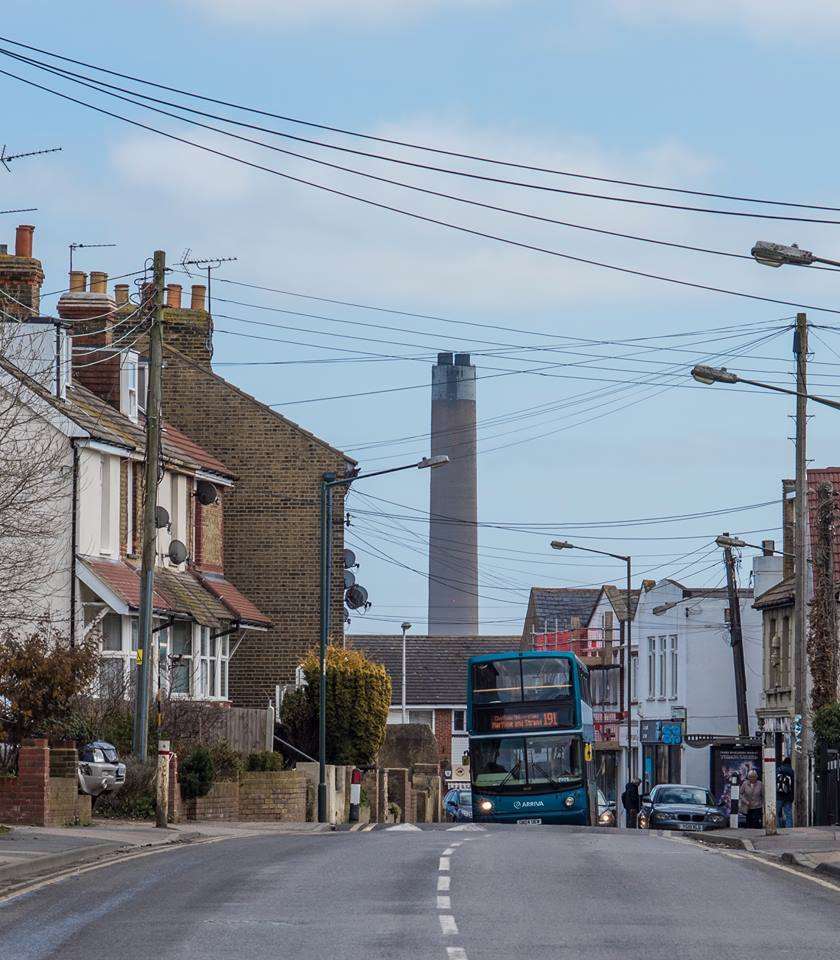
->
[564,794,576,808]
[478,799,493,813]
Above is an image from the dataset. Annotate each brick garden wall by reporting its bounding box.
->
[185,771,306,822]
[0,739,90,826]
[186,780,240,821]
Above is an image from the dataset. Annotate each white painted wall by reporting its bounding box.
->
[632,579,763,789]
[77,447,120,560]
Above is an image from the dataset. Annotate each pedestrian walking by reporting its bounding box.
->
[740,769,763,828]
[621,777,641,828]
[776,756,795,828]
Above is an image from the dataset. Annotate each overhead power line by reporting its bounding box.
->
[6,65,840,318]
[2,34,840,214]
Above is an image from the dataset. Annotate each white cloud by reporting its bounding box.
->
[177,0,505,26]
[608,0,840,38]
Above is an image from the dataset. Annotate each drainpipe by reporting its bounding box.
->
[70,439,79,647]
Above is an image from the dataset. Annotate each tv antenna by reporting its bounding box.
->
[177,250,238,314]
[1,145,62,172]
[0,207,37,215]
[69,241,117,273]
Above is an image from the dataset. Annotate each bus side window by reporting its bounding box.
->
[580,669,592,706]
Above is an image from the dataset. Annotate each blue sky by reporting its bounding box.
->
[4,0,840,634]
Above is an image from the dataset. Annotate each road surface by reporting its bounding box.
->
[1,825,839,960]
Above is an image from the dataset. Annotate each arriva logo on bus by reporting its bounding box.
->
[513,800,545,809]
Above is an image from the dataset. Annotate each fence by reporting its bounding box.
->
[220,706,274,754]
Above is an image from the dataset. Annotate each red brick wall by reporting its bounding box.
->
[0,739,49,825]
[434,709,452,764]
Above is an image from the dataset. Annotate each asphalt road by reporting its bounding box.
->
[2,825,839,960]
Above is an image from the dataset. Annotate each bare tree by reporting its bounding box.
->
[0,316,72,627]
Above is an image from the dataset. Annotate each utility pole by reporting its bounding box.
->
[132,250,166,761]
[793,312,809,825]
[721,533,749,739]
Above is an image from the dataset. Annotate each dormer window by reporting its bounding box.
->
[120,351,139,422]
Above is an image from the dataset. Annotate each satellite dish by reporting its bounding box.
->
[195,479,219,506]
[345,583,369,610]
[155,505,170,530]
[343,570,356,590]
[342,548,357,569]
[168,539,188,565]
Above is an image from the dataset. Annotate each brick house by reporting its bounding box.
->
[0,225,269,701]
[351,634,517,767]
[127,278,355,708]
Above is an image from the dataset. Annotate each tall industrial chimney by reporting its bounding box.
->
[428,352,478,635]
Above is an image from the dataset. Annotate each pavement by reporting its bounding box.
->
[1,824,840,959]
[683,825,840,879]
[0,818,330,893]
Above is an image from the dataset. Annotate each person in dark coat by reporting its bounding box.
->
[622,777,641,828]
[776,757,795,828]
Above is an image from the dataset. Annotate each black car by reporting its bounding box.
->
[638,783,727,832]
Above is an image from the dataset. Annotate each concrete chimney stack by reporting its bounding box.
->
[428,351,478,636]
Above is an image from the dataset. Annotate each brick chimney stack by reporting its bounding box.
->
[0,224,45,319]
[160,282,213,367]
[57,269,121,407]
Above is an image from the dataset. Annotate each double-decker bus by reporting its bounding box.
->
[467,650,596,825]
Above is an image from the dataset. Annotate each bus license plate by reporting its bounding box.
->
[517,818,542,825]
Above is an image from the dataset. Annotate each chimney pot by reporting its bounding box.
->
[15,224,34,258]
[762,539,775,556]
[166,283,183,309]
[114,284,129,305]
[89,271,108,294]
[454,352,471,366]
[69,271,87,292]
[437,352,453,365]
[190,284,206,310]
[0,243,7,256]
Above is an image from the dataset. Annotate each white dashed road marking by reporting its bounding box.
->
[442,847,455,855]
[437,875,450,891]
[439,857,450,871]
[439,915,459,936]
[437,895,451,910]
[447,824,485,832]
[447,949,468,960]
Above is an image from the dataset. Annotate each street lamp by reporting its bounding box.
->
[751,240,840,269]
[550,539,634,812]
[690,363,840,411]
[400,621,412,723]
[317,454,449,823]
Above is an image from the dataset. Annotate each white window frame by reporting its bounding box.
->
[98,614,139,699]
[658,636,667,699]
[647,637,656,699]
[669,635,678,699]
[631,653,639,704]
[196,626,231,700]
[121,352,139,423]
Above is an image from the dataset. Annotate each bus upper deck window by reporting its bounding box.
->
[472,660,522,704]
[522,658,572,702]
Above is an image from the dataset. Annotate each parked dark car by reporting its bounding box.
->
[77,741,126,798]
[444,788,473,822]
[638,783,727,832]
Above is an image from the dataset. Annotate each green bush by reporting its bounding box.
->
[814,702,840,745]
[96,760,156,820]
[209,740,243,781]
[246,750,282,772]
[179,746,215,800]
[281,646,391,767]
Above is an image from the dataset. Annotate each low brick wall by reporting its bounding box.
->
[240,771,306,821]
[186,780,240,821]
[183,771,307,822]
[0,739,90,826]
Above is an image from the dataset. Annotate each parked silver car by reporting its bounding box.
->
[78,741,126,798]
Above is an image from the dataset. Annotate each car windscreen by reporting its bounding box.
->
[471,735,581,792]
[655,787,712,806]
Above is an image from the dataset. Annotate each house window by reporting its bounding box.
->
[98,613,139,698]
[647,637,656,699]
[631,653,638,703]
[408,709,434,728]
[170,621,192,695]
[196,627,230,700]
[780,615,791,687]
[121,353,139,422]
[452,709,466,733]
[724,607,731,624]
[658,636,667,698]
[99,455,111,554]
[669,635,678,698]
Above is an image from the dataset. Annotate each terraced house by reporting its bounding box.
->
[0,224,269,702]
